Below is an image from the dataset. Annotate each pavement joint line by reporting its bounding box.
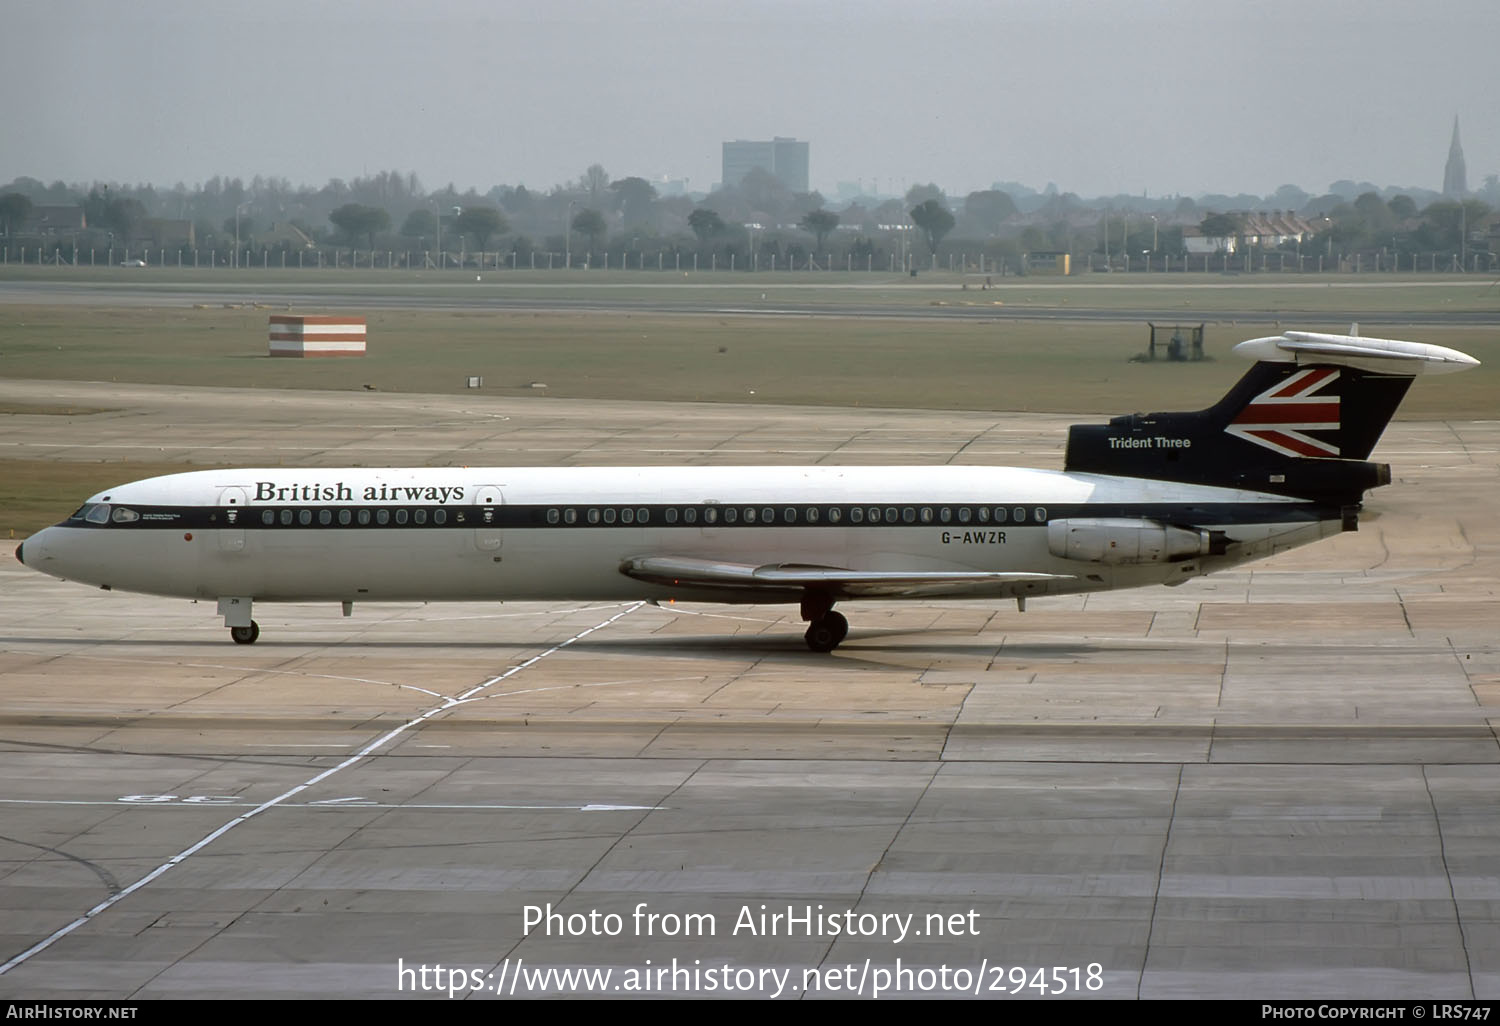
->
[0,600,645,979]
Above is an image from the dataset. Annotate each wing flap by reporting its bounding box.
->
[621,556,1070,599]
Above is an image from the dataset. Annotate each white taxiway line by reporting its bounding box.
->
[0,601,645,978]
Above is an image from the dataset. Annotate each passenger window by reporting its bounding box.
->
[376,509,389,525]
[318,509,332,526]
[783,507,795,523]
[703,507,717,524]
[940,507,952,523]
[806,507,819,523]
[849,507,863,524]
[920,507,933,523]
[281,509,294,526]
[637,508,649,524]
[395,509,408,525]
[995,507,1007,523]
[299,509,313,526]
[564,508,577,524]
[957,507,971,523]
[358,509,371,525]
[869,507,882,523]
[743,508,755,523]
[603,508,616,524]
[547,509,560,524]
[762,507,775,524]
[902,507,915,523]
[683,508,697,524]
[665,508,678,524]
[1013,507,1025,523]
[588,509,600,524]
[414,509,427,525]
[338,509,352,526]
[620,508,634,524]
[828,507,842,523]
[723,508,737,524]
[1034,507,1046,522]
[434,509,447,525]
[977,507,990,522]
[262,510,275,525]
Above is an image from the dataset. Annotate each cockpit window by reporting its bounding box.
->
[84,504,111,524]
[110,507,139,523]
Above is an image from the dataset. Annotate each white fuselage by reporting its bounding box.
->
[20,465,1339,608]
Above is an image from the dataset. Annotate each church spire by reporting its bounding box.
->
[1443,116,1467,197]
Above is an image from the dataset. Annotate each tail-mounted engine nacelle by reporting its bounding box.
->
[1046,518,1227,565]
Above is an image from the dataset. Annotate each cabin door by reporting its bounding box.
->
[218,487,248,554]
[473,486,505,552]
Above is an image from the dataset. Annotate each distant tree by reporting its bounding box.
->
[222,215,253,240]
[1269,183,1310,211]
[571,208,606,252]
[962,190,1017,235]
[97,196,146,245]
[400,208,437,239]
[905,183,944,207]
[687,207,725,244]
[791,191,825,217]
[454,205,508,249]
[0,192,33,235]
[582,164,610,205]
[498,184,538,220]
[909,198,955,253]
[1198,212,1241,240]
[328,203,390,247]
[1352,192,1394,234]
[1387,194,1418,221]
[739,166,791,218]
[610,176,658,228]
[798,209,840,252]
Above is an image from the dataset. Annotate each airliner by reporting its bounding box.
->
[15,330,1477,652]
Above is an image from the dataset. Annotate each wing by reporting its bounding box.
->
[620,556,1071,600]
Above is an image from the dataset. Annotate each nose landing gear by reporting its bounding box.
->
[218,596,258,644]
[230,621,260,645]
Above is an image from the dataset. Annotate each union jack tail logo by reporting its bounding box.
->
[1224,367,1341,458]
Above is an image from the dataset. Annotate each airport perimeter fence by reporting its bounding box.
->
[2,244,1494,276]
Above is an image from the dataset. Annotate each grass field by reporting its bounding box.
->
[2,304,1496,415]
[4,264,1500,315]
[2,271,1495,537]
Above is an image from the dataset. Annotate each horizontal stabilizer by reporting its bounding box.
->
[1234,332,1479,375]
[621,556,1068,598]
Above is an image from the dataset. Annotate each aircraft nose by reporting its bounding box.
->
[13,541,23,566]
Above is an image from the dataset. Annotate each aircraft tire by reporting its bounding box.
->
[826,611,849,646]
[804,611,848,653]
[230,621,260,645]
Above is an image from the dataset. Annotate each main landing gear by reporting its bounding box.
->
[801,590,849,653]
[230,621,260,645]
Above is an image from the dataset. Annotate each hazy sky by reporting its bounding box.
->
[9,0,1498,199]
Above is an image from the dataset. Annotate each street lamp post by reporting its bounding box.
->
[234,202,250,270]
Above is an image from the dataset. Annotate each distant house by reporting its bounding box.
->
[1238,211,1315,248]
[24,205,86,235]
[138,218,195,248]
[256,222,316,249]
[1182,227,1235,255]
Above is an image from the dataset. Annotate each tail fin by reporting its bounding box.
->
[1064,331,1478,504]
